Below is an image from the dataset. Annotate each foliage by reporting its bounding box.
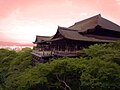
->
[1,57,120,90]
[83,41,120,64]
[80,59,120,90]
[0,48,32,90]
[1,41,120,90]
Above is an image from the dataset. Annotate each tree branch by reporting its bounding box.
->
[55,74,71,90]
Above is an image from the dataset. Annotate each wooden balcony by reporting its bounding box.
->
[31,50,81,58]
[31,50,53,58]
[31,50,53,64]
[31,50,82,64]
[53,51,81,57]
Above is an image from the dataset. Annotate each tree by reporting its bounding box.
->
[0,48,32,90]
[1,42,120,90]
[83,41,120,65]
[80,58,120,90]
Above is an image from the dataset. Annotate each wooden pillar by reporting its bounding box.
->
[75,45,77,52]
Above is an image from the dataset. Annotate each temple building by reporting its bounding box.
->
[32,14,120,64]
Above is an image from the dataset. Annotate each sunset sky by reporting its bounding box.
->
[0,0,120,44]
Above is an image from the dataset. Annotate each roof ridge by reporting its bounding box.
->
[73,14,101,25]
[97,14,101,24]
[58,26,79,31]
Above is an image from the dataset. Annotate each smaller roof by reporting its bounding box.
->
[33,35,51,44]
[51,26,115,42]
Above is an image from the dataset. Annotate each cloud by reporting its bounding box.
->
[0,0,42,18]
[0,0,120,43]
[115,0,120,5]
[80,12,88,16]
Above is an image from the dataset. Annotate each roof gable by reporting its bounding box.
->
[98,17,120,32]
[69,14,100,31]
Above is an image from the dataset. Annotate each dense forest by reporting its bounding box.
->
[0,42,120,90]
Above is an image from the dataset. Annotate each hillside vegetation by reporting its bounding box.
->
[0,42,120,90]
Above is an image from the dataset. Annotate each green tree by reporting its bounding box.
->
[83,41,120,64]
[80,58,120,90]
[5,58,120,90]
[1,42,120,90]
[0,48,32,90]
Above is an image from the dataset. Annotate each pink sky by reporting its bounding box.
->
[0,0,120,43]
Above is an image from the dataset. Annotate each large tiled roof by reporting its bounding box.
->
[34,14,120,43]
[69,14,120,32]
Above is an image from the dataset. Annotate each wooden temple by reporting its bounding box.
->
[32,14,120,64]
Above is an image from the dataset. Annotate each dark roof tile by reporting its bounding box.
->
[69,14,120,32]
[53,27,115,42]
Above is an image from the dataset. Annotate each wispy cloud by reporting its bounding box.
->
[115,0,120,5]
[80,12,88,16]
